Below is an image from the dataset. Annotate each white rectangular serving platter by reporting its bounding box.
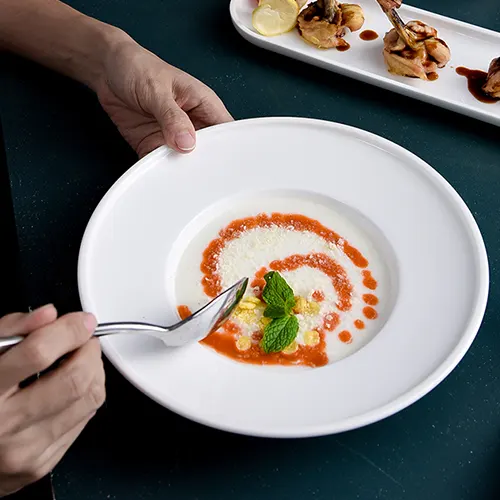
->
[230,0,500,126]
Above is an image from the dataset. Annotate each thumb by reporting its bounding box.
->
[157,99,196,153]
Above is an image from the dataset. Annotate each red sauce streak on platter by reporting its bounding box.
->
[200,213,369,297]
[269,253,353,312]
[202,329,328,367]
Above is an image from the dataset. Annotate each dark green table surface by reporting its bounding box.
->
[1,0,499,498]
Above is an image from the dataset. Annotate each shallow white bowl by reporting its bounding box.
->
[78,117,489,438]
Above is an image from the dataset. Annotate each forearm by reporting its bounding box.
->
[0,0,129,91]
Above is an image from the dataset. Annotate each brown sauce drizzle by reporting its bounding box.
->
[337,41,350,52]
[359,30,378,41]
[456,67,499,104]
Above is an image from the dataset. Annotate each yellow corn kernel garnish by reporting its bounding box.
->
[282,340,298,354]
[293,296,320,316]
[234,308,256,324]
[238,301,256,310]
[246,296,262,305]
[306,301,321,315]
[304,330,320,346]
[293,296,307,314]
[236,336,252,351]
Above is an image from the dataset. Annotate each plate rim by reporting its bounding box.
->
[77,116,490,438]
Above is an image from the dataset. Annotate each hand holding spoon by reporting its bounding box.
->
[0,277,249,354]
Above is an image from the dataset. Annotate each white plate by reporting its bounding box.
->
[230,0,500,126]
[78,117,489,438]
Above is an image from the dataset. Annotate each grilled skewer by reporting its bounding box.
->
[376,0,420,50]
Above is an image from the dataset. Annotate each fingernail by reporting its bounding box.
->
[30,303,54,314]
[83,313,97,333]
[175,132,195,152]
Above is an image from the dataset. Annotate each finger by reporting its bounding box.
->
[0,312,97,392]
[0,418,90,496]
[155,98,196,153]
[11,338,105,425]
[0,304,57,337]
[193,89,233,128]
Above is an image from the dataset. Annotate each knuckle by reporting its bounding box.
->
[64,363,91,402]
[23,340,52,371]
[63,314,91,344]
[160,105,183,124]
[87,378,106,410]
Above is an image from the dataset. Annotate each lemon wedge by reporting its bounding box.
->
[252,0,299,37]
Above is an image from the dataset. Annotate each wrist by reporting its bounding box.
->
[73,17,132,93]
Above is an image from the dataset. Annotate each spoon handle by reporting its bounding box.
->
[0,335,24,355]
[93,322,168,337]
[0,322,168,355]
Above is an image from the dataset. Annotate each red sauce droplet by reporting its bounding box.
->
[362,270,377,290]
[222,321,241,335]
[338,330,352,343]
[362,294,379,306]
[363,306,378,320]
[312,290,325,302]
[456,67,499,104]
[269,253,353,311]
[323,312,340,331]
[250,266,267,291]
[177,305,192,320]
[336,41,350,52]
[200,213,369,297]
[201,329,328,367]
[354,319,365,330]
[359,30,378,41]
[428,72,439,81]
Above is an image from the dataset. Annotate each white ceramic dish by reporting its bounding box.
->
[230,0,500,126]
[78,117,489,438]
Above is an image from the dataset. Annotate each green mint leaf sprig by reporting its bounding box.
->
[260,271,299,353]
[262,316,299,354]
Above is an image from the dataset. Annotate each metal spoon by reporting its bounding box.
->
[0,277,249,355]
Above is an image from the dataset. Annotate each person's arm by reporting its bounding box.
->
[0,0,233,156]
[0,0,123,90]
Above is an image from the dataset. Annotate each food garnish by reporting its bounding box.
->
[260,271,299,353]
[252,0,299,37]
